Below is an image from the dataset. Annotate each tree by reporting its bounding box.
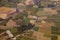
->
[0,20,8,26]
[17,25,28,33]
[14,13,24,20]
[17,23,35,34]
[23,17,31,25]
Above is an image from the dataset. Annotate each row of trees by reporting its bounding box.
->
[0,0,24,7]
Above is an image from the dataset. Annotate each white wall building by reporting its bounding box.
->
[25,0,34,5]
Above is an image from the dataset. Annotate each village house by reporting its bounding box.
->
[28,15,38,20]
[25,0,34,5]
[17,3,26,12]
[38,16,48,20]
[30,20,36,24]
[6,20,17,28]
[0,7,16,19]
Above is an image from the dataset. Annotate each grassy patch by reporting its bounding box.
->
[16,30,36,40]
[23,18,31,24]
[0,29,5,33]
[33,27,39,31]
[8,28,19,36]
[51,35,58,40]
[44,33,51,38]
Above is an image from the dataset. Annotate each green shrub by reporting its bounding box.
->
[8,27,20,36]
[23,18,31,24]
[51,35,58,40]
[0,29,5,33]
[44,33,51,38]
[33,27,39,31]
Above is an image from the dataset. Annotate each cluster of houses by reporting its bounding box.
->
[0,0,59,29]
[0,0,60,40]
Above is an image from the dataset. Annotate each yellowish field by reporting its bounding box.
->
[0,7,11,13]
